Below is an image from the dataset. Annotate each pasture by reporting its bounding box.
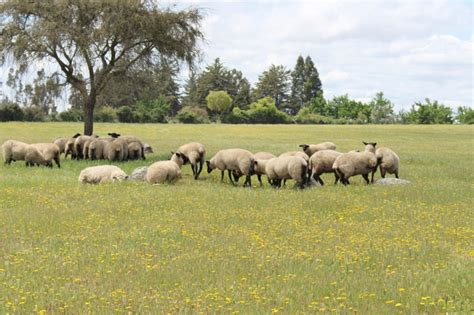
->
[0,122,473,313]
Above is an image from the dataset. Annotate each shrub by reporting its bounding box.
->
[23,106,46,121]
[246,97,292,124]
[0,101,24,121]
[117,106,136,123]
[95,106,117,122]
[222,107,250,124]
[59,107,83,122]
[295,107,334,124]
[176,106,209,124]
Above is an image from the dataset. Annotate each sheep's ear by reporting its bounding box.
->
[254,160,258,166]
[175,152,180,157]
[362,141,368,145]
[73,133,81,138]
[171,151,175,155]
[372,142,377,147]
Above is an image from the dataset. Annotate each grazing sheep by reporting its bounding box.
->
[30,143,61,168]
[173,142,206,179]
[2,140,29,165]
[79,165,128,184]
[143,143,153,154]
[265,156,308,189]
[53,138,69,155]
[206,148,253,187]
[74,135,93,160]
[82,135,99,159]
[332,142,377,185]
[25,145,50,167]
[146,153,188,184]
[308,150,342,186]
[105,138,128,161]
[64,133,81,159]
[88,138,112,160]
[250,152,276,186]
[299,142,337,157]
[279,151,309,162]
[373,147,400,183]
[127,141,143,160]
[108,133,146,160]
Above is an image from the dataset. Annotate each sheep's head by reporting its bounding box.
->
[108,132,121,138]
[249,160,258,175]
[143,143,153,154]
[171,152,188,167]
[206,160,214,173]
[363,141,377,153]
[232,170,242,182]
[299,144,310,153]
[111,171,128,182]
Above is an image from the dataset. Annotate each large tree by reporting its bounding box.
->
[290,55,322,114]
[1,1,204,134]
[252,64,291,111]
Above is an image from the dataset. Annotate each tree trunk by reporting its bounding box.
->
[83,96,96,136]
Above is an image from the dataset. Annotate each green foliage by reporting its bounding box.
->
[290,55,323,115]
[22,106,46,121]
[135,95,171,123]
[252,64,291,111]
[117,106,136,123]
[58,107,83,122]
[206,90,233,115]
[0,101,24,121]
[370,92,395,124]
[294,107,335,124]
[176,106,209,124]
[94,106,117,123]
[456,106,474,124]
[327,94,372,123]
[242,97,291,124]
[407,99,454,124]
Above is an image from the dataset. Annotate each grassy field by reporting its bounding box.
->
[0,122,473,313]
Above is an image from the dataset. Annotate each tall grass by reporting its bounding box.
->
[0,123,473,313]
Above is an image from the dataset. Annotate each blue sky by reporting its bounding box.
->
[178,0,473,110]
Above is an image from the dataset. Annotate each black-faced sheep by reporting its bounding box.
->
[25,146,50,167]
[308,149,342,186]
[146,152,188,184]
[105,138,128,162]
[2,140,29,165]
[64,133,81,159]
[264,156,308,189]
[173,142,206,180]
[332,142,377,185]
[79,165,128,184]
[299,142,337,157]
[250,151,276,186]
[206,148,253,187]
[30,143,61,168]
[373,147,400,183]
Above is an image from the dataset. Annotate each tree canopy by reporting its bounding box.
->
[1,0,204,134]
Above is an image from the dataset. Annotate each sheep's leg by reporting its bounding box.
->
[314,174,324,186]
[191,164,196,178]
[220,170,225,182]
[371,168,377,183]
[228,170,236,185]
[257,174,263,186]
[197,159,204,178]
[395,170,399,179]
[380,167,386,178]
[54,156,61,168]
[282,179,287,186]
[362,173,370,184]
[334,173,340,185]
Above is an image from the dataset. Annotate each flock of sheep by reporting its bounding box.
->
[2,133,400,189]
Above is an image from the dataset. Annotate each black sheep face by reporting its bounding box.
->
[206,161,214,173]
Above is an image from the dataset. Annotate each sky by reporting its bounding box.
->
[1,0,472,111]
[177,0,473,110]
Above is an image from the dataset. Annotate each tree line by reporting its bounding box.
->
[1,1,472,131]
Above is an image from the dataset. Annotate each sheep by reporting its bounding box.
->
[2,140,29,165]
[173,142,206,180]
[250,151,276,186]
[279,151,309,162]
[206,148,253,187]
[30,143,61,168]
[128,141,143,160]
[264,156,308,189]
[79,165,128,184]
[332,142,377,185]
[108,133,146,160]
[82,135,100,159]
[146,152,188,184]
[105,138,128,161]
[372,147,400,183]
[74,135,93,160]
[88,138,112,160]
[64,133,81,159]
[299,142,337,157]
[53,138,69,155]
[308,150,342,186]
[25,145,50,167]
[143,143,153,154]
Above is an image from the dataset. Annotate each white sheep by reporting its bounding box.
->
[108,133,146,160]
[173,142,206,179]
[82,135,100,159]
[105,138,128,161]
[264,155,308,189]
[53,138,69,155]
[308,149,342,186]
[88,138,112,160]
[74,135,94,160]
[299,142,337,157]
[128,141,143,160]
[279,151,309,162]
[146,152,188,184]
[250,151,276,186]
[2,140,29,165]
[78,165,128,184]
[30,143,61,168]
[373,147,400,183]
[25,145,50,167]
[332,142,377,185]
[206,148,253,187]
[64,133,81,159]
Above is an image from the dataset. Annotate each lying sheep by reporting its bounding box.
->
[206,148,253,187]
[299,142,337,157]
[308,150,342,186]
[79,165,128,184]
[173,142,206,180]
[2,140,29,165]
[373,147,400,183]
[250,152,276,186]
[25,145,50,167]
[146,152,188,184]
[332,142,377,185]
[30,143,61,168]
[264,156,308,189]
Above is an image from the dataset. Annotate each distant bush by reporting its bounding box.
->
[0,101,24,121]
[117,106,136,123]
[223,98,292,124]
[176,106,209,124]
[95,106,117,122]
[59,107,83,122]
[294,107,333,124]
[23,106,46,121]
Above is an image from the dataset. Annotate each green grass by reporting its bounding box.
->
[0,122,473,313]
